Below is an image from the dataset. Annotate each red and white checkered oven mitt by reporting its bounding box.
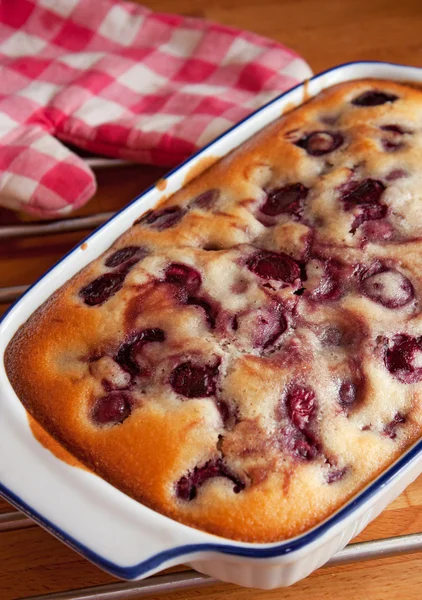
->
[0,0,312,217]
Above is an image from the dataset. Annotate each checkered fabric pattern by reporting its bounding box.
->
[0,0,311,217]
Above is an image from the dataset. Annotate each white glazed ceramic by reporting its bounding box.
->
[1,61,422,590]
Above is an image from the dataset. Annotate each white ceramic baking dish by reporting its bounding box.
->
[1,61,422,590]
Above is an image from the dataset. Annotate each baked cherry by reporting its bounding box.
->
[116,328,165,375]
[308,259,343,302]
[141,328,165,343]
[164,263,202,295]
[170,361,219,398]
[320,326,345,347]
[247,250,301,284]
[79,272,126,306]
[136,206,185,230]
[380,124,407,134]
[352,91,398,106]
[384,413,406,439]
[286,385,316,430]
[339,381,358,408]
[90,356,131,391]
[105,246,146,268]
[293,437,318,460]
[360,267,414,308]
[340,179,387,233]
[92,393,131,425]
[176,458,245,501]
[295,131,343,156]
[380,126,409,152]
[260,183,309,218]
[327,467,347,483]
[186,297,217,329]
[387,169,408,182]
[255,306,288,349]
[281,404,319,461]
[361,220,394,241]
[192,189,220,210]
[215,399,237,427]
[115,340,139,375]
[382,139,402,152]
[351,204,387,233]
[164,264,218,328]
[342,179,385,208]
[385,334,422,383]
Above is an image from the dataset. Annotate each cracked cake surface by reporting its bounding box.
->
[5,79,422,543]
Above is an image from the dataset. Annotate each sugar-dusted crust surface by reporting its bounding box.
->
[5,80,422,543]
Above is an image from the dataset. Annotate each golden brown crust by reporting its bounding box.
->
[5,79,422,542]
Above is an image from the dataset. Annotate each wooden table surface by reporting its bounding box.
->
[1,0,422,598]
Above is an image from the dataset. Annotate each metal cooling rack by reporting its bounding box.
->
[1,159,421,599]
[0,508,420,599]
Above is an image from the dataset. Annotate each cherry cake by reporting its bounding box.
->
[6,79,422,543]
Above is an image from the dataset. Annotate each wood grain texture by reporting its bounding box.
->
[1,0,422,598]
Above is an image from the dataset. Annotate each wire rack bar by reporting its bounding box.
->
[24,533,422,600]
[27,571,217,600]
[0,212,114,240]
[0,285,29,303]
[83,158,134,169]
[0,511,34,532]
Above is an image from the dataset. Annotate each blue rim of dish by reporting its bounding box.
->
[1,60,422,580]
